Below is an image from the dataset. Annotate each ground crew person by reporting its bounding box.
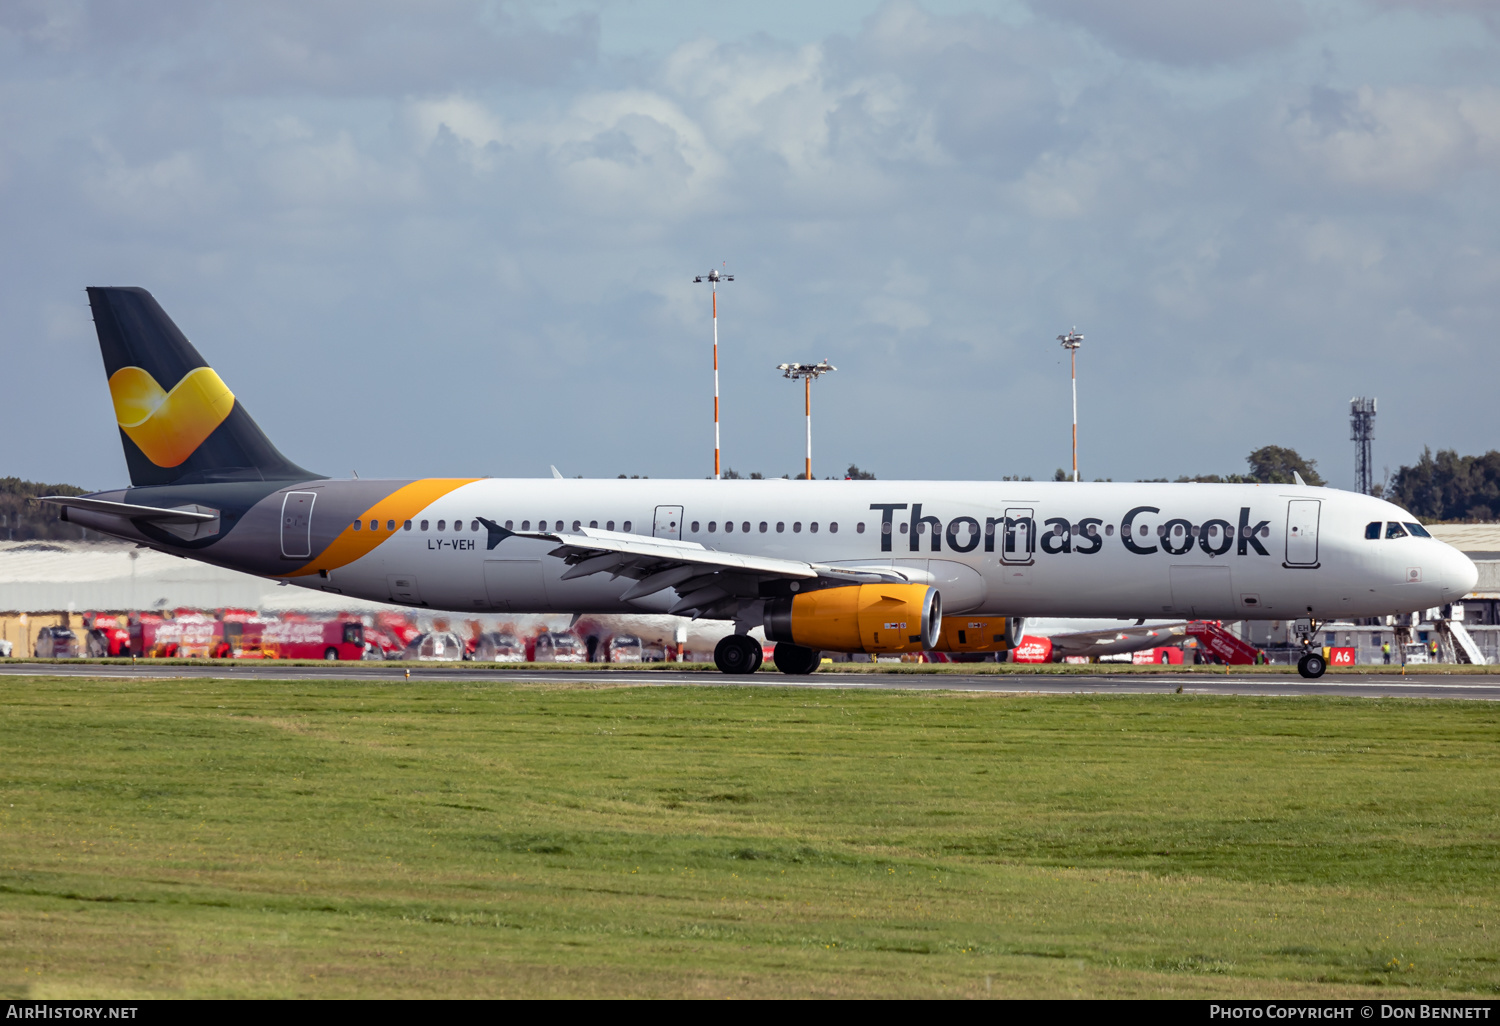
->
[1383,642,1391,664]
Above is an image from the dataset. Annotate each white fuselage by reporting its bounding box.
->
[294,479,1477,622]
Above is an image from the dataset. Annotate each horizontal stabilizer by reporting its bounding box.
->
[37,495,217,523]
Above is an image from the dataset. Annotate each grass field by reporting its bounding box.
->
[1,675,1497,999]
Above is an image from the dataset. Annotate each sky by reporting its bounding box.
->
[2,0,1497,491]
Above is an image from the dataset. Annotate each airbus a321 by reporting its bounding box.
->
[44,288,1479,679]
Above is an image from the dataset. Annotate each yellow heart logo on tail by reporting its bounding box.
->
[108,366,236,468]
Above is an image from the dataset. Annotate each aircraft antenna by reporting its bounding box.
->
[693,264,735,480]
[1351,396,1377,495]
[776,360,836,480]
[1057,329,1084,482]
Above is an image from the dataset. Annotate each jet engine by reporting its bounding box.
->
[764,582,941,654]
[931,615,1024,654]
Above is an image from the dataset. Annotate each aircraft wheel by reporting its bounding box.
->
[714,635,759,675]
[749,643,764,673]
[773,643,821,675]
[1298,652,1327,679]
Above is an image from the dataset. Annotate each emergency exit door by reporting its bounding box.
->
[653,505,683,540]
[1285,499,1321,567]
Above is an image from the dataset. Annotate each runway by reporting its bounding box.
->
[2,662,1498,700]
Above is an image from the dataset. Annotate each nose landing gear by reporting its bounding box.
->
[1297,651,1327,679]
[1295,616,1327,678]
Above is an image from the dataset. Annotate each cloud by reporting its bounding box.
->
[0,0,1497,490]
[1279,85,1500,190]
[1023,0,1306,64]
[0,0,600,93]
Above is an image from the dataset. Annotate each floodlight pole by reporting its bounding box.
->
[1057,329,1083,482]
[777,361,836,480]
[693,266,734,480]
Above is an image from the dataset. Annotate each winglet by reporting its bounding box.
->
[550,465,564,480]
[1293,471,1307,487]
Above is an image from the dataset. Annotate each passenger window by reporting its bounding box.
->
[830,522,838,533]
[691,522,700,533]
[555,521,564,531]
[742,522,750,533]
[370,520,379,531]
[810,522,819,533]
[759,522,767,533]
[724,521,733,533]
[504,521,513,530]
[708,522,717,532]
[1386,522,1408,539]
[437,520,446,531]
[403,520,412,531]
[573,520,581,531]
[777,522,785,533]
[1405,522,1431,538]
[793,522,802,533]
[521,520,529,530]
[1105,524,1114,536]
[473,520,480,532]
[1366,521,1382,540]
[421,520,429,531]
[856,523,865,534]
[1260,526,1269,537]
[623,521,632,532]
[607,521,615,531]
[589,521,598,529]
[387,520,395,531]
[352,521,362,531]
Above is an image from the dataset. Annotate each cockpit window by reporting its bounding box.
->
[1386,522,1408,539]
[1365,522,1381,540]
[1404,522,1431,538]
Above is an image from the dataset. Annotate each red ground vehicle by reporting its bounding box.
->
[84,614,132,657]
[258,619,364,660]
[130,615,218,658]
[127,615,364,660]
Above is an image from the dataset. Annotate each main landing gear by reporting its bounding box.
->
[711,636,822,676]
[771,642,820,676]
[713,635,763,675]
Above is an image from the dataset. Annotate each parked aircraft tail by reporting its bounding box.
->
[86,286,318,487]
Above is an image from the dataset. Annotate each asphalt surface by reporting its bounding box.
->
[2,662,1498,700]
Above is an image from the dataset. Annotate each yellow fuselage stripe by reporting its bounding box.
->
[286,478,480,578]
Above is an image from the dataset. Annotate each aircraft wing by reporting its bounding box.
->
[37,495,217,523]
[1044,621,1190,657]
[479,520,912,617]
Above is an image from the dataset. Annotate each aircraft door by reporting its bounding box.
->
[1285,499,1321,567]
[280,491,316,558]
[653,505,683,540]
[1001,508,1035,565]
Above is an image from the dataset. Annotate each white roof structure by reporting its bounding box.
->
[1427,523,1500,559]
[0,540,400,615]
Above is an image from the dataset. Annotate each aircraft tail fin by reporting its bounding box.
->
[86,287,319,487]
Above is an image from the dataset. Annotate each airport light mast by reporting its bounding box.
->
[1351,397,1377,495]
[1057,329,1083,482]
[776,360,836,480]
[693,265,734,480]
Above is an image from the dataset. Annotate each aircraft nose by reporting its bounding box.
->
[1441,544,1479,600]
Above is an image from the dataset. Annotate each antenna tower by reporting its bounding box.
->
[1350,396,1376,495]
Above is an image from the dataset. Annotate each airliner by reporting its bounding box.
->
[44,287,1478,679]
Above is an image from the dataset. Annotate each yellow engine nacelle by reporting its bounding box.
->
[931,615,1023,653]
[764,583,941,654]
